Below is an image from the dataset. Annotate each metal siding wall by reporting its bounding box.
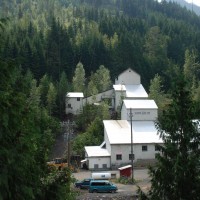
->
[88,157,110,170]
[110,144,157,168]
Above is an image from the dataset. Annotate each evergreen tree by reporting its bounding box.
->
[72,117,104,157]
[192,81,200,119]
[139,71,200,199]
[94,65,112,92]
[183,49,200,86]
[72,62,85,92]
[39,74,50,107]
[0,17,9,31]
[46,17,61,80]
[149,74,168,115]
[47,82,57,116]
[87,77,98,98]
[87,72,96,96]
[0,59,73,199]
[144,26,169,76]
[27,78,41,108]
[0,61,52,199]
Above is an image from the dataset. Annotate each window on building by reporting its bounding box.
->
[94,164,99,169]
[102,164,107,169]
[142,145,148,151]
[68,104,71,108]
[129,154,135,160]
[116,154,122,160]
[77,97,80,101]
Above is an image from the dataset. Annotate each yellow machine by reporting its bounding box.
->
[47,158,68,170]
[47,158,76,171]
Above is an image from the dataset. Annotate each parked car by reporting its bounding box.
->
[75,178,93,189]
[89,180,118,193]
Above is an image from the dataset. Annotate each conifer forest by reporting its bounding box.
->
[1,0,200,199]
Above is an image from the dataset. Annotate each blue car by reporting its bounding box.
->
[75,178,93,189]
[89,180,118,193]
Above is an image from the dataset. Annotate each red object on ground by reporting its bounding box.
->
[118,165,132,178]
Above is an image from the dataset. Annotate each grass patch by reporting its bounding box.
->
[115,177,136,184]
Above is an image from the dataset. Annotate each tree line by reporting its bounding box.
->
[1,0,200,88]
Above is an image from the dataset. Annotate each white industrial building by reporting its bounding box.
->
[65,68,163,170]
[85,112,163,170]
[65,68,148,115]
[84,70,163,170]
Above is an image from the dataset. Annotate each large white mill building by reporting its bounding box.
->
[66,68,163,170]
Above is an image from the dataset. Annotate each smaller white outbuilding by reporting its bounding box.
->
[65,92,84,115]
[85,144,111,170]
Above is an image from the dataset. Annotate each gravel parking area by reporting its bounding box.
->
[50,133,150,199]
[72,169,150,200]
[75,191,139,200]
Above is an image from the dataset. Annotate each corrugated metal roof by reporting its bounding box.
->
[118,165,132,170]
[85,146,110,157]
[103,120,163,144]
[123,99,158,109]
[125,85,148,98]
[113,84,148,98]
[66,92,84,98]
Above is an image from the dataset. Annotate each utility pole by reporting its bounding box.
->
[61,120,76,168]
[129,108,134,183]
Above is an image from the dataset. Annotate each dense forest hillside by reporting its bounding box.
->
[1,1,200,199]
[1,0,200,89]
[166,0,200,15]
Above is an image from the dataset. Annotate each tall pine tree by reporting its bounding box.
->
[139,71,200,199]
